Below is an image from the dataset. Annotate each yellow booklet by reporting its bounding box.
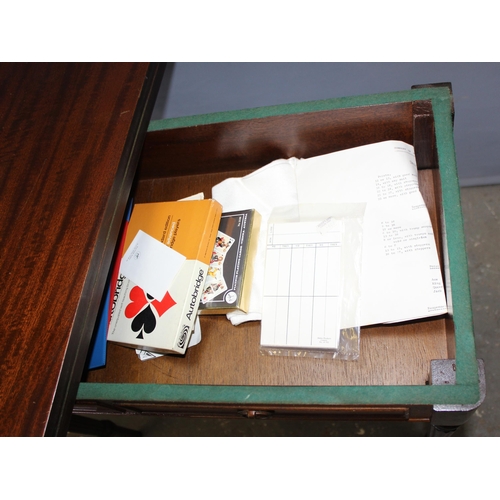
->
[108,199,222,354]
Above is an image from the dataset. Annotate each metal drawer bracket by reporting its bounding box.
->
[428,358,485,436]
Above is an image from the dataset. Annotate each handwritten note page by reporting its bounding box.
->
[261,221,342,350]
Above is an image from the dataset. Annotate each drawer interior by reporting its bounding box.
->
[84,99,455,388]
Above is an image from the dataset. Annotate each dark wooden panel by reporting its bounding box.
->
[74,401,433,422]
[138,102,414,179]
[0,63,163,436]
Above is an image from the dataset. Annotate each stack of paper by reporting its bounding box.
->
[212,141,448,344]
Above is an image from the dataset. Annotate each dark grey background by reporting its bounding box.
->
[152,62,500,187]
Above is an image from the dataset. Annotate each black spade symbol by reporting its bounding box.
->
[131,305,156,339]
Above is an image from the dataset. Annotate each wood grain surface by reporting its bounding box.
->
[0,63,163,436]
[87,316,449,387]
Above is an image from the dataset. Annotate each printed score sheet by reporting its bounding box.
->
[261,220,342,350]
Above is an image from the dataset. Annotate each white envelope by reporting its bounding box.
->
[120,229,186,302]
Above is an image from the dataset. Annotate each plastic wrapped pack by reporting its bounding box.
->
[259,203,365,361]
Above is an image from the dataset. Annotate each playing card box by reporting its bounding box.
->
[107,199,222,354]
[198,209,261,315]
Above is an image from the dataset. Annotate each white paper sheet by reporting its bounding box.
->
[120,229,186,302]
[294,141,448,325]
[212,140,448,327]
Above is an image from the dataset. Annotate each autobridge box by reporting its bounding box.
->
[107,199,222,355]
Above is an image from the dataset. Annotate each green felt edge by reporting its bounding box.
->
[77,382,478,407]
[147,89,427,131]
[430,92,478,388]
[79,87,479,407]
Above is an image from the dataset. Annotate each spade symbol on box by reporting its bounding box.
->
[124,286,177,340]
[131,304,156,339]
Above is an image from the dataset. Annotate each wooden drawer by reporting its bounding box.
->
[77,84,480,421]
